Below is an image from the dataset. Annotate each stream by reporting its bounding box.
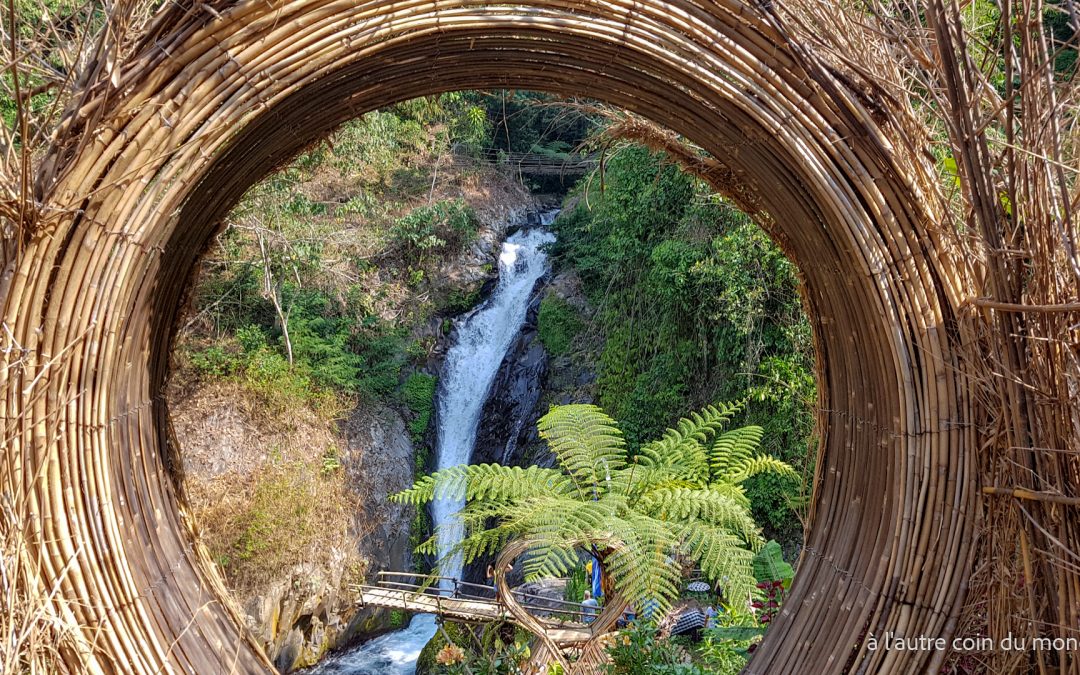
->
[308,220,556,674]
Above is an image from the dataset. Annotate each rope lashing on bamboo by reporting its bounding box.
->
[1,1,989,673]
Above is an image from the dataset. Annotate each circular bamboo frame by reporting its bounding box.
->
[1,1,977,673]
[494,538,629,673]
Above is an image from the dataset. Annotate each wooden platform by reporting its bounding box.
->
[355,576,594,644]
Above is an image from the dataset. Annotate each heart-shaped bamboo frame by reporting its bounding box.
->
[494,538,629,673]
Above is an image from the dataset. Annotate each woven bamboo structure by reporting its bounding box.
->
[1,0,1077,673]
[494,538,628,674]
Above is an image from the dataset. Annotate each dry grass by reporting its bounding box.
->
[168,378,365,601]
[188,457,364,597]
[0,496,80,675]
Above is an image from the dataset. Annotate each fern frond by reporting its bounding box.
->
[521,543,580,581]
[457,528,516,565]
[464,464,573,501]
[639,487,757,543]
[609,464,683,500]
[709,425,764,482]
[390,463,569,505]
[538,405,627,494]
[676,522,758,601]
[603,513,682,617]
[502,496,615,540]
[637,402,744,481]
[725,454,798,485]
[414,534,439,557]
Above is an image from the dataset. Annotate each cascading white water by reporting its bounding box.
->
[432,225,556,589]
[308,220,556,674]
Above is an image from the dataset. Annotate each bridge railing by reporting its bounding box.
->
[370,571,599,623]
[376,571,492,601]
[468,148,598,175]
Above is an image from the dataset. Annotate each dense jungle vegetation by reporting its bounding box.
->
[546,145,815,550]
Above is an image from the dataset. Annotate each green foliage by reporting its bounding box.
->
[482,91,595,154]
[537,295,584,356]
[323,110,427,179]
[390,199,479,262]
[394,402,794,617]
[420,621,530,675]
[1,1,107,143]
[184,286,406,411]
[403,372,438,442]
[752,540,794,588]
[287,292,367,392]
[604,623,704,674]
[440,287,483,315]
[564,564,588,604]
[553,145,815,550]
[321,446,343,475]
[389,610,406,628]
[188,344,242,378]
[697,626,759,674]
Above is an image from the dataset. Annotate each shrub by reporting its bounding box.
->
[188,344,242,378]
[440,286,483,315]
[537,295,583,356]
[418,620,531,675]
[236,324,267,353]
[389,199,479,262]
[563,564,587,604]
[242,346,318,411]
[403,372,437,442]
[604,623,703,674]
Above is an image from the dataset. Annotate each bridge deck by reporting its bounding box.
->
[358,586,508,622]
[356,575,594,644]
[474,149,598,176]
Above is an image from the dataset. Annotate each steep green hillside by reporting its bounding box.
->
[548,145,815,551]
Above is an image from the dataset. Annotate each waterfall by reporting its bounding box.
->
[308,220,556,674]
[431,225,556,588]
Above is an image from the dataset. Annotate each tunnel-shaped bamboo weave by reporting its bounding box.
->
[0,1,984,673]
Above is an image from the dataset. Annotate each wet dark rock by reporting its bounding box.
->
[472,292,548,468]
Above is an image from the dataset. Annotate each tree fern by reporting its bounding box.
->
[392,400,792,619]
